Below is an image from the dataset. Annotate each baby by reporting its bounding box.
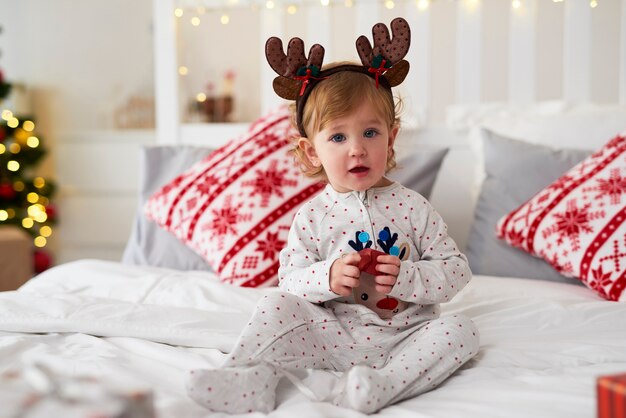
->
[188,17,479,414]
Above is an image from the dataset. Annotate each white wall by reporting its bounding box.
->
[1,0,154,132]
[0,0,154,263]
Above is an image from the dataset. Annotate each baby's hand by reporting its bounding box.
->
[330,253,361,297]
[374,254,401,294]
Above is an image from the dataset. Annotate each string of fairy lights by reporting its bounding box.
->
[173,0,601,108]
[173,0,601,28]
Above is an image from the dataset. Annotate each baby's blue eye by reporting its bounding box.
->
[330,134,345,143]
[364,129,377,138]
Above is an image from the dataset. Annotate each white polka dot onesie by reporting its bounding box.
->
[188,182,480,414]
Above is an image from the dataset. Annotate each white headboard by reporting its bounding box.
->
[154,0,626,145]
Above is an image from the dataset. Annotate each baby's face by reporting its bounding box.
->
[304,102,398,193]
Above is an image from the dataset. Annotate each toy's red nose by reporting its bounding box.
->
[376,297,398,310]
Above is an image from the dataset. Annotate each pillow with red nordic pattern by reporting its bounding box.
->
[144,107,324,287]
[496,132,626,301]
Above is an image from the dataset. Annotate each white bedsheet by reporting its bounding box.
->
[0,259,625,418]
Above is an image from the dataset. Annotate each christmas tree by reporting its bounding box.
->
[0,68,57,273]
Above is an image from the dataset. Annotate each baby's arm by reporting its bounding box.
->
[278,210,341,304]
[387,201,472,305]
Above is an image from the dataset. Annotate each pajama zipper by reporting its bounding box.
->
[357,190,376,249]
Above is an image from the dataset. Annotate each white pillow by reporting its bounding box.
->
[448,101,626,197]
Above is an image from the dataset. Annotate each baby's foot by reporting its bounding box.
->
[187,362,280,414]
[332,365,393,414]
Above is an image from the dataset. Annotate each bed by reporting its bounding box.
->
[2,102,626,417]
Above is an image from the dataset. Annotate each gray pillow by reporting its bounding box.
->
[122,145,449,271]
[122,146,216,271]
[389,147,449,198]
[466,129,589,284]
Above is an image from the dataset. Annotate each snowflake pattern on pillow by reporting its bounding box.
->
[144,107,324,287]
[497,133,626,301]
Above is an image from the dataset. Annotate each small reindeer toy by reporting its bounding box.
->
[348,227,410,319]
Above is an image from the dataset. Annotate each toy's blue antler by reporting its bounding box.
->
[349,230,373,251]
[377,226,405,258]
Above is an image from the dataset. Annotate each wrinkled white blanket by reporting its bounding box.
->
[1,259,625,418]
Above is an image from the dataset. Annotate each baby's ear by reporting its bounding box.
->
[388,125,399,149]
[298,137,321,167]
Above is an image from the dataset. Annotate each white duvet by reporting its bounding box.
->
[1,259,625,418]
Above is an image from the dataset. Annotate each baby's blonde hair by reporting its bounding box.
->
[289,65,401,180]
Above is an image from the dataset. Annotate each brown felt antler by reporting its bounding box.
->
[265,37,325,100]
[356,17,411,87]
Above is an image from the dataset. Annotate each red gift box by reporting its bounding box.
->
[598,373,626,418]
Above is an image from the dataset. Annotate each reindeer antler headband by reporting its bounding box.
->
[265,17,411,137]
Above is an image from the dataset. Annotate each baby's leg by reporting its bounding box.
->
[224,291,349,369]
[188,291,351,413]
[334,314,479,414]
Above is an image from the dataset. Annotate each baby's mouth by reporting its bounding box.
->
[349,166,369,174]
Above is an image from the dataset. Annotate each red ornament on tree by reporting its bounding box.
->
[0,183,15,199]
[45,204,57,221]
[34,250,52,273]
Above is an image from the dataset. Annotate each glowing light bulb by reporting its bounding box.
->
[0,144,5,154]
[8,117,19,128]
[266,0,275,9]
[27,192,39,204]
[196,93,207,102]
[0,210,7,221]
[287,4,297,14]
[40,226,52,237]
[34,236,47,248]
[178,66,189,76]
[191,16,200,26]
[220,14,230,24]
[27,136,39,148]
[512,0,521,8]
[14,181,24,192]
[33,177,45,188]
[590,0,598,7]
[22,120,35,131]
[417,0,430,10]
[174,8,184,17]
[14,128,29,142]
[9,143,20,153]
[385,0,395,9]
[1,110,12,120]
[22,218,34,228]
[7,161,19,171]
[28,204,43,218]
[320,0,330,6]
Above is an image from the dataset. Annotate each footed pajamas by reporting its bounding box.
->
[188,182,480,414]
